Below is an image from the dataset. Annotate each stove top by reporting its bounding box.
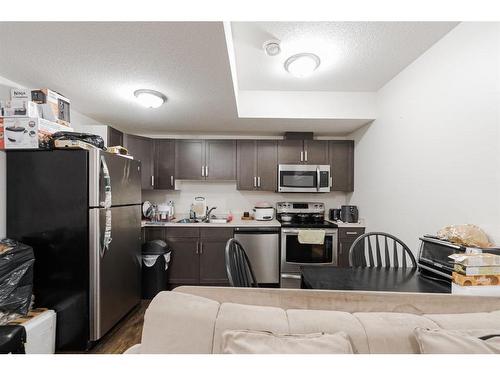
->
[279,220,338,229]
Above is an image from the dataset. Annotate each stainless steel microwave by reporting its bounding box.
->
[278,164,331,193]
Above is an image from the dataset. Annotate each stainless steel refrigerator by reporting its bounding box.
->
[7,148,142,350]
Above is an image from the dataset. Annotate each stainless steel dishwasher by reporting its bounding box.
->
[233,227,280,285]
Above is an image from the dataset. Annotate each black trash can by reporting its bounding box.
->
[141,240,171,299]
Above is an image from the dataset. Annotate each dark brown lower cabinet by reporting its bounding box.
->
[337,227,365,267]
[167,237,200,285]
[143,227,231,288]
[199,228,232,285]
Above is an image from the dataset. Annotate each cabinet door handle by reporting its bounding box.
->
[304,150,308,162]
[205,166,209,177]
[196,241,199,254]
[151,175,154,186]
[201,166,205,177]
[170,175,174,186]
[300,151,304,162]
[199,242,203,254]
[254,176,257,188]
[257,176,261,187]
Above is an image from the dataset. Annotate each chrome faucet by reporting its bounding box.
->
[204,206,217,222]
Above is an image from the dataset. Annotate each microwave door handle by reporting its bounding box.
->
[316,166,320,192]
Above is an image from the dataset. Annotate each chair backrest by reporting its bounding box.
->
[348,232,417,269]
[224,238,258,287]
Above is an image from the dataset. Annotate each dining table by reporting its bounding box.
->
[300,266,451,293]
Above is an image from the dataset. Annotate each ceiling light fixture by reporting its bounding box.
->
[133,89,167,108]
[263,39,281,56]
[284,53,321,78]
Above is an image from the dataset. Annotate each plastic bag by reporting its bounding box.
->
[437,224,493,248]
[0,239,35,316]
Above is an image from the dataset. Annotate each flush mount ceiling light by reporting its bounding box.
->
[284,53,321,78]
[133,89,167,108]
[262,39,281,56]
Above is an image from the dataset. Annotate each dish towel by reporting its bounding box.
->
[298,230,326,245]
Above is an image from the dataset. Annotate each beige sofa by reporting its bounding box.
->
[126,286,500,354]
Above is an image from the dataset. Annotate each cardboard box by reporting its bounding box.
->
[1,99,41,117]
[449,252,500,267]
[0,117,72,149]
[452,282,500,297]
[9,308,56,354]
[10,88,31,100]
[31,88,71,127]
[452,271,500,286]
[454,263,500,276]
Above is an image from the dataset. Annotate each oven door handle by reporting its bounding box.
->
[281,273,302,280]
[282,229,338,235]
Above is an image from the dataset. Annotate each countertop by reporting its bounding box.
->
[142,217,281,228]
[326,219,366,228]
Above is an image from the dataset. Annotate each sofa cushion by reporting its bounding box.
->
[424,311,500,330]
[212,303,289,353]
[221,330,354,354]
[414,328,500,354]
[141,292,220,354]
[353,312,439,353]
[287,309,369,353]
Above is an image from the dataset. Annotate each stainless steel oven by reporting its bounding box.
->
[278,164,331,193]
[280,227,338,288]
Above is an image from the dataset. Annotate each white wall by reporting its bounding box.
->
[349,22,500,252]
[0,76,105,238]
[143,181,348,216]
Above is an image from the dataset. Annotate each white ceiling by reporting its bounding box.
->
[232,22,458,91]
[0,22,457,136]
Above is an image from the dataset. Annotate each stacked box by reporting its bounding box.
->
[0,117,71,150]
[450,252,500,295]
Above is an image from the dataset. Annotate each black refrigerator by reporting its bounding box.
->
[7,148,142,350]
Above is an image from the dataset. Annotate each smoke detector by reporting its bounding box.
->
[262,39,281,56]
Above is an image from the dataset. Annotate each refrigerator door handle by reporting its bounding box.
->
[100,156,112,209]
[89,208,101,340]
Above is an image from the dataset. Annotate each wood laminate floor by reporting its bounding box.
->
[89,300,150,354]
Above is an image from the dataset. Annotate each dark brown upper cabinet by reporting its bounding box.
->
[277,140,328,164]
[107,126,124,147]
[237,140,277,191]
[175,140,236,181]
[154,139,176,190]
[329,140,355,192]
[124,134,154,190]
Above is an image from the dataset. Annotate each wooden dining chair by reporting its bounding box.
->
[348,232,417,269]
[224,238,258,287]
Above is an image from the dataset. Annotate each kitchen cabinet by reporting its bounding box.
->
[198,228,232,285]
[143,227,232,288]
[337,227,365,267]
[237,140,277,191]
[175,140,236,181]
[107,126,123,147]
[329,140,354,192]
[277,140,328,164]
[154,139,176,190]
[206,140,236,180]
[124,134,154,190]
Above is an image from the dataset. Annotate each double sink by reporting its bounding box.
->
[174,216,229,224]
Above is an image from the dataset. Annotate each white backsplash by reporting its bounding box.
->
[142,180,348,215]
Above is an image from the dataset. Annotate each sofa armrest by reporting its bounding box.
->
[139,291,220,354]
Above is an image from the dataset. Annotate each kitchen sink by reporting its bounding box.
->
[175,218,202,224]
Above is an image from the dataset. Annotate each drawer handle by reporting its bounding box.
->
[346,231,359,235]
